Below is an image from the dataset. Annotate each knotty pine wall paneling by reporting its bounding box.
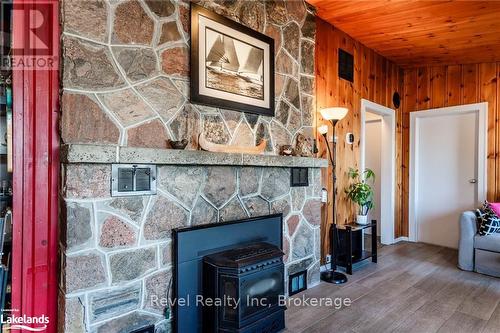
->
[316,18,404,260]
[316,21,500,251]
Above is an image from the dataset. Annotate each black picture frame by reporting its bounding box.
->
[190,4,275,116]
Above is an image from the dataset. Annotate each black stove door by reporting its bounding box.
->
[220,263,284,329]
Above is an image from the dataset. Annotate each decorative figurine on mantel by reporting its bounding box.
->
[293,133,314,157]
[167,139,188,150]
[279,145,294,156]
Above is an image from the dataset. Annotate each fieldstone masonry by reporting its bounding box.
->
[60,0,316,153]
[60,0,319,332]
[61,164,322,332]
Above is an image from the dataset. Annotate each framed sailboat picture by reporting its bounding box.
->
[190,4,275,116]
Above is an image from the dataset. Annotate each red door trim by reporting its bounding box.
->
[11,0,59,331]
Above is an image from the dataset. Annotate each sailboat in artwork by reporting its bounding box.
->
[206,34,240,73]
[205,31,264,98]
[238,47,264,84]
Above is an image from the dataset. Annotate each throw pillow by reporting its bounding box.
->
[475,202,500,236]
[488,202,500,217]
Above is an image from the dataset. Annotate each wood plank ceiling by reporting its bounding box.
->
[307,0,500,67]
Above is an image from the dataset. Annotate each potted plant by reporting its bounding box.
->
[345,167,375,225]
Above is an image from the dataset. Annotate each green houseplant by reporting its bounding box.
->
[345,167,375,225]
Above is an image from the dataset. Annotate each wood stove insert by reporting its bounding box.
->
[203,242,285,333]
[173,214,283,333]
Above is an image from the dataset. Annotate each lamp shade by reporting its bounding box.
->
[320,107,348,121]
[318,125,328,135]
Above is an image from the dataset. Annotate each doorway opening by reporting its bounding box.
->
[409,103,487,248]
[360,99,396,245]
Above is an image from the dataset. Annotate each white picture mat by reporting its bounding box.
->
[198,15,271,108]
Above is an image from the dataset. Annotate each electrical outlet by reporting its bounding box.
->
[325,254,332,264]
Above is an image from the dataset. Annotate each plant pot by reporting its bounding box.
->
[356,215,368,225]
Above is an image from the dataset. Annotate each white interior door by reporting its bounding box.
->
[365,115,382,236]
[360,99,396,245]
[415,112,477,249]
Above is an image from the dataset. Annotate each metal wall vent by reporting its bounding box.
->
[111,164,157,197]
[130,325,155,333]
[289,270,307,295]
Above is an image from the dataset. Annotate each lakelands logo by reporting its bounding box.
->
[1,0,58,70]
[1,314,49,331]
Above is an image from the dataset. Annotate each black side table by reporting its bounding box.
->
[332,220,377,275]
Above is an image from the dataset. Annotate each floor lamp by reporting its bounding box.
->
[318,107,348,284]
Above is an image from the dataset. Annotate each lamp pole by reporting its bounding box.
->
[320,119,348,284]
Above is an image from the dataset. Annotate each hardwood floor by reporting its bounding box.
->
[285,242,500,333]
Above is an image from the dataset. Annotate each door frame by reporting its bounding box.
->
[360,99,396,245]
[409,102,488,242]
[11,0,60,331]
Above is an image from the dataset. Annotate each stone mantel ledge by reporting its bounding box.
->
[61,144,329,168]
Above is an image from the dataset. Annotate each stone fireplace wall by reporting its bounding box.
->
[60,163,322,332]
[60,0,316,153]
[59,0,319,332]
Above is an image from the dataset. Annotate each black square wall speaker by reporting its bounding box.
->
[338,48,354,82]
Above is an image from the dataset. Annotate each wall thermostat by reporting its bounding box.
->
[346,133,355,144]
[321,188,328,203]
